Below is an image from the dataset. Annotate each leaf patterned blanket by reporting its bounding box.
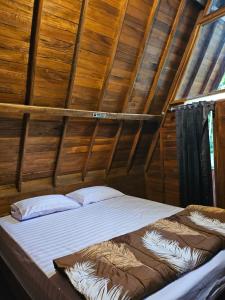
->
[53,205,225,300]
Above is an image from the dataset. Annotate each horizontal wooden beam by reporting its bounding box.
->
[0,103,161,122]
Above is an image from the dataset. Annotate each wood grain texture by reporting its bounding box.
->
[0,0,204,213]
[105,0,160,176]
[17,0,44,192]
[145,9,203,172]
[53,0,89,186]
[214,101,225,208]
[0,103,161,121]
[126,0,186,172]
[82,0,129,180]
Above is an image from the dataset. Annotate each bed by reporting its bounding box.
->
[1,195,225,300]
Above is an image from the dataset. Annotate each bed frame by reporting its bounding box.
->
[0,256,30,300]
[1,254,225,300]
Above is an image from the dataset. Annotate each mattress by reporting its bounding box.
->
[0,195,225,300]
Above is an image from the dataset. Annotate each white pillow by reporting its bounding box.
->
[66,186,124,206]
[11,194,81,221]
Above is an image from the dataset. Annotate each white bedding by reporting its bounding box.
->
[0,195,225,300]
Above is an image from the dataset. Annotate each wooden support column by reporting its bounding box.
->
[126,0,186,172]
[16,0,44,192]
[145,10,205,172]
[53,0,88,186]
[81,0,129,180]
[105,0,160,176]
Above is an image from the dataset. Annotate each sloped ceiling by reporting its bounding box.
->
[0,0,202,208]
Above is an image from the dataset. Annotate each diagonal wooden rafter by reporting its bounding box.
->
[181,22,217,98]
[81,0,129,181]
[126,0,186,173]
[199,25,225,94]
[144,10,205,173]
[53,0,89,187]
[16,0,44,192]
[105,0,161,176]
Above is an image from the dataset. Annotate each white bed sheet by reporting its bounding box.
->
[0,195,225,300]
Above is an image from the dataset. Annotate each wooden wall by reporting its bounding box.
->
[215,100,225,208]
[0,0,202,215]
[145,111,180,206]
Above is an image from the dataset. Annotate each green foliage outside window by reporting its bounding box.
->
[219,73,225,90]
[208,111,214,169]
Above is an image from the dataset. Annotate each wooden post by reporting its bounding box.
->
[16,0,44,192]
[53,0,89,186]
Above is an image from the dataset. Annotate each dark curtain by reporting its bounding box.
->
[175,101,214,207]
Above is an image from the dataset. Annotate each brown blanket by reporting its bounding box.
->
[54,205,225,300]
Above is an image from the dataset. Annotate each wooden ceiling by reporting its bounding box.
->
[0,0,205,211]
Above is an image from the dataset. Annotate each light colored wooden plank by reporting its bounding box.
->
[0,102,162,121]
[82,0,129,180]
[53,0,89,186]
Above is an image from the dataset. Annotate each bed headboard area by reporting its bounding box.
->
[0,0,203,216]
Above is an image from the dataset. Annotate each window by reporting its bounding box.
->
[218,73,225,90]
[208,111,214,169]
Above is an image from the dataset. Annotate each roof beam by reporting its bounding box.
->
[16,0,44,192]
[0,103,161,121]
[145,10,204,172]
[105,0,160,175]
[126,0,186,172]
[53,0,89,187]
[81,0,129,181]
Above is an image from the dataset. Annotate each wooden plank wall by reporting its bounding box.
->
[145,111,180,206]
[0,0,202,215]
[215,100,225,208]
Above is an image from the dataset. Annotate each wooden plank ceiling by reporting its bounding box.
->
[0,0,203,210]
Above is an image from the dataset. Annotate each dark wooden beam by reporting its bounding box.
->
[16,0,44,192]
[81,0,129,180]
[0,103,161,121]
[199,26,225,94]
[105,0,160,176]
[181,22,217,98]
[53,0,89,187]
[126,0,186,172]
[145,10,204,172]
